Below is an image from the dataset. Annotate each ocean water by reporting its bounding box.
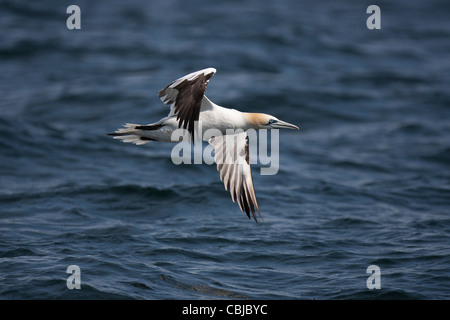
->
[0,0,449,300]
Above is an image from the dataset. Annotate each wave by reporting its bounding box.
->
[159,273,250,299]
[0,183,181,203]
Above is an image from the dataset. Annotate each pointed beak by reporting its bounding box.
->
[272,120,299,130]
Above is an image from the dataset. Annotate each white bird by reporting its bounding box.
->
[108,68,299,223]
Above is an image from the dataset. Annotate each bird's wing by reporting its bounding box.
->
[208,131,263,223]
[158,68,216,141]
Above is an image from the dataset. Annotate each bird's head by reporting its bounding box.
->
[247,113,299,130]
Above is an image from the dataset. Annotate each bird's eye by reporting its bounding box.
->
[268,119,277,125]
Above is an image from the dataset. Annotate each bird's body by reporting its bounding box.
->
[109,68,299,223]
[114,98,256,143]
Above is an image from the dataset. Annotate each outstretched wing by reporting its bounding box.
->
[208,131,263,223]
[158,68,216,141]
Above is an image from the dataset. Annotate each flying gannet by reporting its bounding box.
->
[108,68,299,223]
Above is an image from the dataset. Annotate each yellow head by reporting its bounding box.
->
[246,113,299,130]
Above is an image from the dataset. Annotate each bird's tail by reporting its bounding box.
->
[107,123,160,145]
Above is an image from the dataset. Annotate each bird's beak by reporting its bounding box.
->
[272,120,299,130]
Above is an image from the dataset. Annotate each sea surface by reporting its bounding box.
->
[0,0,449,300]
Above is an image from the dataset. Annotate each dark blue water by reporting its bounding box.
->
[1,0,449,300]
